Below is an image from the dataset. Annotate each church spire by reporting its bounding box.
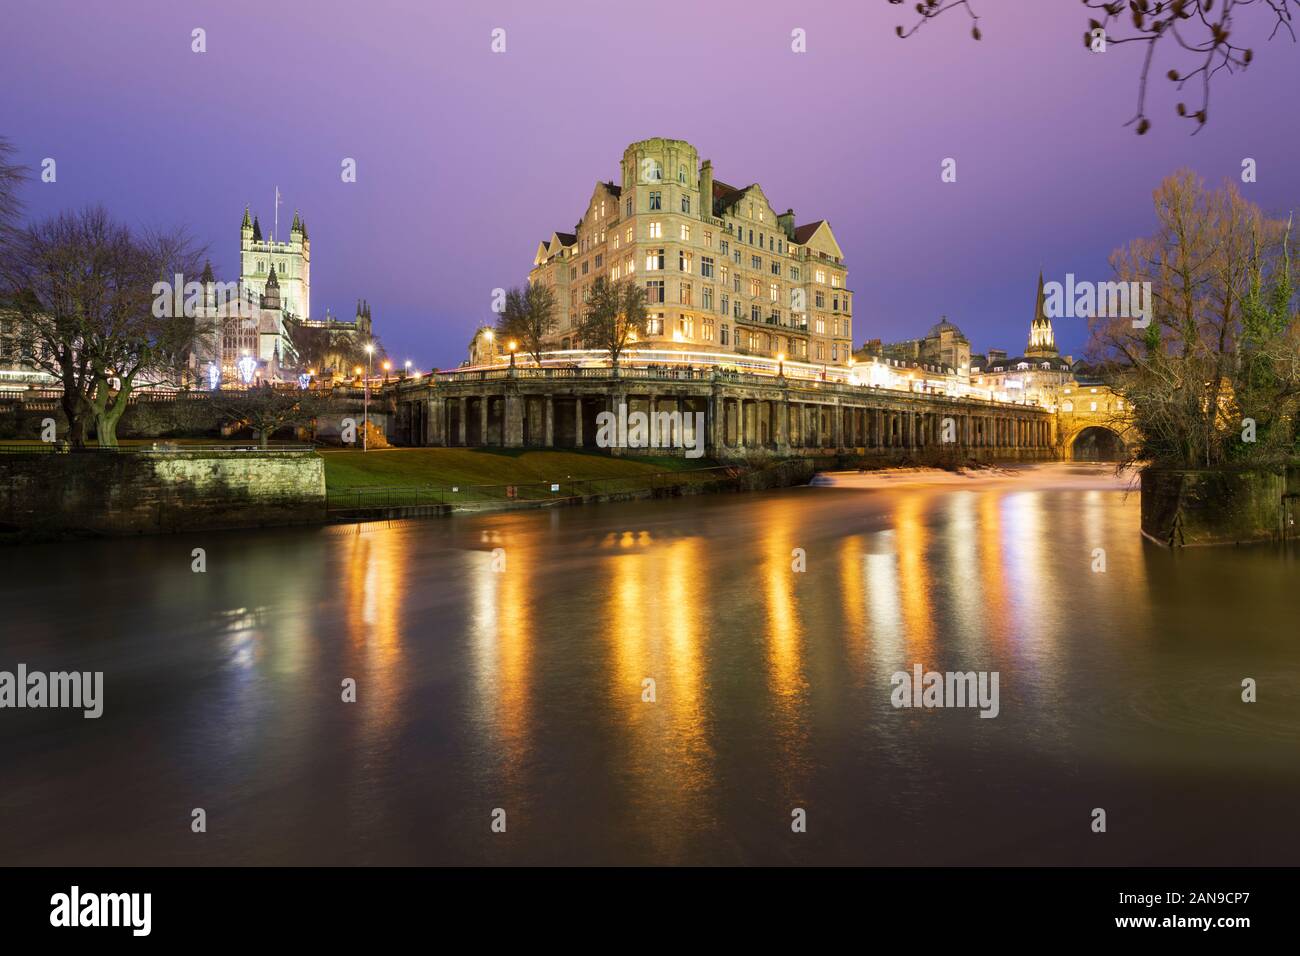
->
[251,215,263,241]
[241,206,252,230]
[1026,270,1057,358]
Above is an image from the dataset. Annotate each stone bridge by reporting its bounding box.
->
[371,366,1057,461]
[1053,382,1138,461]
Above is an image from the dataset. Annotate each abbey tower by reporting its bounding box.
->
[239,206,311,320]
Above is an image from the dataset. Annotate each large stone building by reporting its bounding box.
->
[530,138,854,366]
[193,260,300,385]
[859,316,972,383]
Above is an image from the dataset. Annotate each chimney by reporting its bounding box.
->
[699,159,713,219]
[777,208,795,241]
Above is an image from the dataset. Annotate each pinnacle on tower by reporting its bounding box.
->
[291,210,302,234]
[241,206,252,230]
[266,263,279,286]
[252,215,263,241]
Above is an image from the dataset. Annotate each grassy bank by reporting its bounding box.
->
[319,447,719,491]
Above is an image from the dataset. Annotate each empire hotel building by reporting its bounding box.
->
[530,138,853,366]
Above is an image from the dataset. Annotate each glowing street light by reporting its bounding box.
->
[363,343,375,451]
[776,352,786,378]
[508,339,518,370]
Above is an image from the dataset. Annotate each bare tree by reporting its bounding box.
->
[888,0,1298,133]
[0,136,26,245]
[0,206,208,446]
[213,384,335,448]
[577,276,647,368]
[1087,170,1299,467]
[496,282,557,367]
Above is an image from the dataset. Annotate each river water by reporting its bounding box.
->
[1,463,1297,865]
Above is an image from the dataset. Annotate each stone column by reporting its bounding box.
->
[479,395,490,447]
[717,387,728,450]
[457,397,468,446]
[736,399,746,449]
[428,396,443,446]
[504,392,524,448]
[574,396,584,448]
[544,396,554,447]
[776,394,789,453]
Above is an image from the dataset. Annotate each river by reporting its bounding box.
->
[1,462,1297,865]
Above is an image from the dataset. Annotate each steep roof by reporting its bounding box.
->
[791,220,826,245]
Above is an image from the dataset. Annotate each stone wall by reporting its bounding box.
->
[0,450,325,536]
[1140,467,1290,547]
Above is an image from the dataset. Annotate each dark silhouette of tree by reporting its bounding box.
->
[888,0,1298,133]
[578,277,647,368]
[1086,171,1299,467]
[0,137,25,244]
[0,206,209,446]
[496,282,557,367]
[213,384,336,448]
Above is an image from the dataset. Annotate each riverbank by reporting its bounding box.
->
[322,449,817,521]
[1140,465,1300,547]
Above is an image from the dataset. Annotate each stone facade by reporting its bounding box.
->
[1141,467,1299,546]
[0,449,325,534]
[529,138,853,366]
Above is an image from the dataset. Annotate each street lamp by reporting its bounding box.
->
[404,359,412,379]
[364,343,375,451]
[776,352,785,378]
[382,359,392,384]
[508,340,518,370]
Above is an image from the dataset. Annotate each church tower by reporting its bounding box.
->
[1025,270,1057,358]
[239,203,311,320]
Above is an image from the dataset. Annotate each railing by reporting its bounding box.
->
[0,442,317,454]
[326,465,738,512]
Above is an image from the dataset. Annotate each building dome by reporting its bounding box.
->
[927,317,967,340]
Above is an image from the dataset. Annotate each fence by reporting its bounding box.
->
[0,442,317,455]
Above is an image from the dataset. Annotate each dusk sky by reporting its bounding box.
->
[5,0,1297,368]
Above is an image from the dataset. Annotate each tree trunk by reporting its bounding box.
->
[61,392,86,448]
[92,385,131,447]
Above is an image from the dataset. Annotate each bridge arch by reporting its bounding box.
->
[1068,425,1127,462]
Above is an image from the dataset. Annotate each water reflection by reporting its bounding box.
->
[2,464,1298,866]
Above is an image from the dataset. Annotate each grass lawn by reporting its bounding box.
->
[319,447,721,491]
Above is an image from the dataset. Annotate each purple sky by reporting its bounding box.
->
[5,0,1298,368]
